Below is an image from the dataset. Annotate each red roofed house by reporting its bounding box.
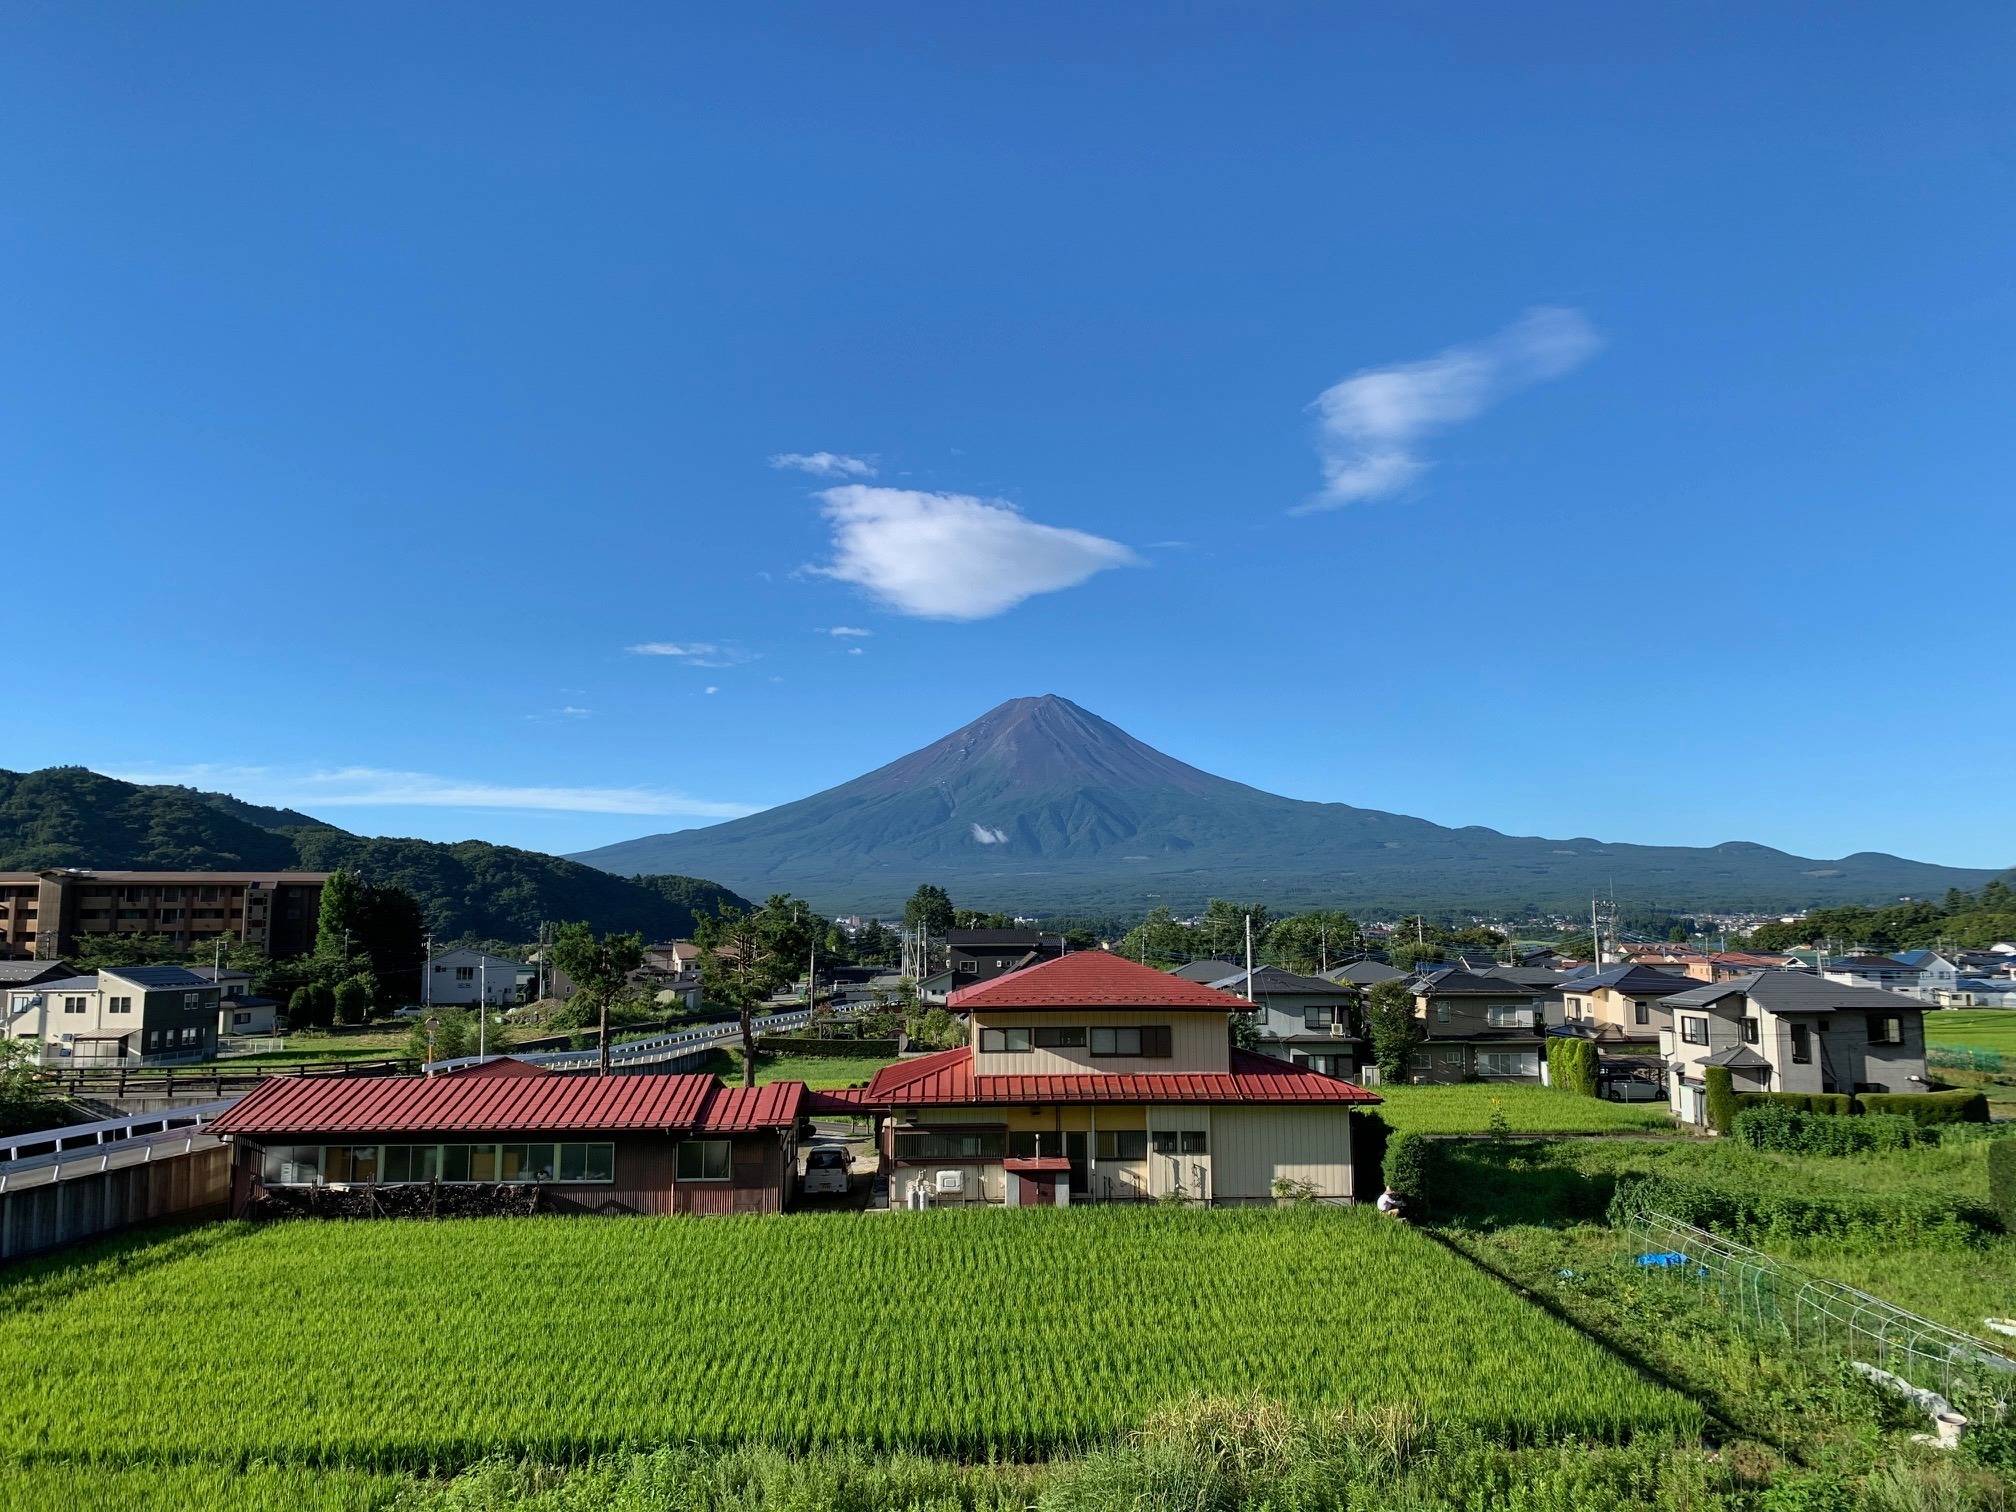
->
[864,951,1380,1208]
[208,1062,805,1217]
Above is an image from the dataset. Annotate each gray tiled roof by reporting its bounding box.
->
[1660,971,1923,1015]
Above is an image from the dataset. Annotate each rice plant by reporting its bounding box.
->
[0,1206,1696,1473]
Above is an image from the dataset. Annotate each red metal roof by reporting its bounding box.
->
[211,1069,719,1136]
[435,1058,555,1079]
[947,950,1247,1012]
[865,1046,1379,1107]
[694,1082,804,1132]
[1003,1156,1072,1172]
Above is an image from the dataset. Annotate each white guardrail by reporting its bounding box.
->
[425,1008,817,1075]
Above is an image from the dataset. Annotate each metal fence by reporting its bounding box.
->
[1930,1046,2004,1074]
[1617,1203,2015,1417]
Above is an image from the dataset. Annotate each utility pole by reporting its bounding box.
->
[423,934,432,1007]
[1244,913,1255,1004]
[478,957,487,1060]
[1320,924,1329,975]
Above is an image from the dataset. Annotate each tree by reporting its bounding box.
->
[1667,925,1689,944]
[1196,900,1270,960]
[903,885,955,935]
[0,1040,60,1137]
[1118,906,1197,968]
[546,922,647,1076]
[315,869,367,960]
[694,904,799,1086]
[1264,910,1359,975]
[1366,978,1422,1084]
[332,976,374,1027]
[1385,941,1445,972]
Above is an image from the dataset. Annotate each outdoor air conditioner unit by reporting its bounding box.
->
[934,1169,966,1195]
[1329,1022,1347,1038]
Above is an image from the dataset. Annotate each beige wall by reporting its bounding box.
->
[1210,1106,1354,1201]
[970,1009,1230,1076]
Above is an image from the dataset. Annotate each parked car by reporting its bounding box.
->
[802,1147,852,1196]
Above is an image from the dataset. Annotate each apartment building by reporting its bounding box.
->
[0,870,329,960]
[866,951,1379,1208]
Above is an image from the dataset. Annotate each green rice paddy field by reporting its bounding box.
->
[0,1207,1696,1482]
[1925,1008,2016,1055]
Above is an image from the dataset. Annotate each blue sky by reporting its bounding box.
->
[4,4,2012,871]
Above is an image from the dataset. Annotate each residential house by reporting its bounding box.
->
[1406,969,1558,1083]
[1658,972,1931,1126]
[0,961,73,989]
[1680,951,1801,983]
[864,951,1379,1208]
[1821,955,1926,997]
[1888,950,1962,1003]
[1,965,221,1064]
[917,930,1066,1005]
[425,947,526,1007]
[1206,965,1362,1078]
[1324,960,1408,989]
[209,1058,808,1216]
[1169,958,1243,984]
[1558,965,1696,1051]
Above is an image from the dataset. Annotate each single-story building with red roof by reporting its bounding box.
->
[207,1058,805,1217]
[862,951,1381,1208]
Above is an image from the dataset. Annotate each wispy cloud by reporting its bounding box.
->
[107,764,757,818]
[524,705,595,723]
[771,451,875,479]
[824,626,873,637]
[971,823,1009,844]
[625,641,757,669]
[1299,306,1601,513]
[812,485,1137,621]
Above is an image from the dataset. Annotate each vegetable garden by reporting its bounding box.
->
[0,1206,1695,1477]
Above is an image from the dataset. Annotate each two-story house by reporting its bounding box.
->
[864,951,1378,1208]
[1406,968,1559,1083]
[1657,971,1931,1126]
[426,947,527,1007]
[1557,965,1695,1052]
[918,929,1067,1004]
[1204,965,1363,1077]
[1820,955,1926,998]
[1891,950,1961,1002]
[2,964,221,1064]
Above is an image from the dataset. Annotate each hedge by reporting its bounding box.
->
[1546,1037,1599,1098]
[753,1036,903,1058]
[1991,1139,2016,1233]
[1732,1090,1856,1117]
[1384,1131,1434,1204]
[1731,1103,1924,1156]
[1610,1174,1999,1249]
[1860,1089,1989,1125]
[1703,1066,1738,1134]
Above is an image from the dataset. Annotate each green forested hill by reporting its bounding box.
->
[0,768,750,944]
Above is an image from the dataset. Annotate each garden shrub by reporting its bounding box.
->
[1608,1173,1998,1248]
[1990,1138,2016,1233]
[1703,1066,1737,1134]
[1733,1091,1856,1117]
[1859,1089,1989,1125]
[1731,1104,1923,1156]
[1383,1131,1433,1204]
[1546,1037,1599,1098]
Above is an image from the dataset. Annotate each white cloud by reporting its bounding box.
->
[812,485,1138,620]
[705,686,719,695]
[846,646,864,656]
[625,641,756,669]
[971,823,1010,844]
[1299,306,1601,513]
[106,764,756,818]
[560,706,592,717]
[771,451,875,479]
[825,626,873,637]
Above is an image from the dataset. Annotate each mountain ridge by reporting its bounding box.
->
[0,767,750,944]
[568,696,2007,916]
